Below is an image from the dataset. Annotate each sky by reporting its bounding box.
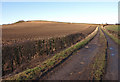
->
[1,2,118,24]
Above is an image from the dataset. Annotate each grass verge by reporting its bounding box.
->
[90,27,107,80]
[105,25,120,32]
[101,26,120,45]
[4,27,98,80]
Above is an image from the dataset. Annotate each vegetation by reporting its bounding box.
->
[15,20,25,24]
[2,32,85,76]
[90,27,107,80]
[4,27,98,80]
[2,21,97,77]
[102,25,120,45]
[105,25,120,32]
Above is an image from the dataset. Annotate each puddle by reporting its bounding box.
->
[109,47,113,50]
[111,53,115,56]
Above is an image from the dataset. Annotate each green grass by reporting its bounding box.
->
[92,53,106,80]
[5,27,98,80]
[90,28,107,80]
[105,25,120,32]
[102,26,120,45]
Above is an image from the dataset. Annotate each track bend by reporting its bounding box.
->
[41,28,102,80]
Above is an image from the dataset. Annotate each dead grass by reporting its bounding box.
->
[4,27,98,80]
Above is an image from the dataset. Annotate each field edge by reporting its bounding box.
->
[101,26,120,45]
[4,27,98,80]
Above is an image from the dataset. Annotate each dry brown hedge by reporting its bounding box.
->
[2,33,85,76]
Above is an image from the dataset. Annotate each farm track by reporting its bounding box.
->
[2,24,119,80]
[101,29,118,80]
[41,28,102,80]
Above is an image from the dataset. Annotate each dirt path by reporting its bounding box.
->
[41,28,101,80]
[102,29,118,80]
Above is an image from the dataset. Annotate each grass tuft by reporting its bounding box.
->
[90,27,107,80]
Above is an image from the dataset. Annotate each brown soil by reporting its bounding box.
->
[40,28,104,80]
[2,21,96,45]
[2,21,97,78]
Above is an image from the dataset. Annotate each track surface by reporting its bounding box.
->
[42,28,119,80]
[41,28,101,80]
[102,29,118,80]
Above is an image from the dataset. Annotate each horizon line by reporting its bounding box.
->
[1,20,117,25]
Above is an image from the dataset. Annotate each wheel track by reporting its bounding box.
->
[41,27,105,80]
[101,28,118,80]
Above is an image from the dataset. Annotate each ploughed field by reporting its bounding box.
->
[2,21,97,77]
[2,21,96,45]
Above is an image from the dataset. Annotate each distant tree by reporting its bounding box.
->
[15,20,25,23]
[106,22,108,25]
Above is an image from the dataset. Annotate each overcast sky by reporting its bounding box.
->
[2,2,118,24]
